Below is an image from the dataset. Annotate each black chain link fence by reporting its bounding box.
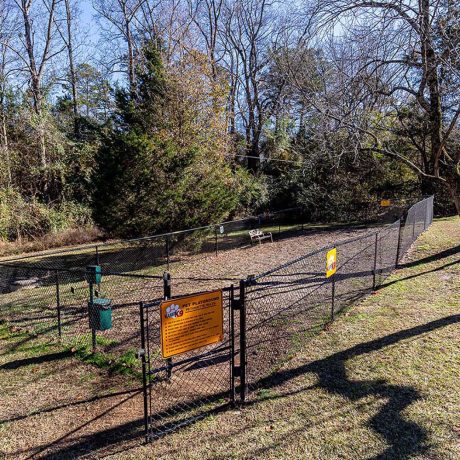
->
[0,262,164,374]
[0,208,306,276]
[243,196,434,396]
[0,207,306,363]
[141,286,236,440]
[0,196,433,448]
[137,197,433,440]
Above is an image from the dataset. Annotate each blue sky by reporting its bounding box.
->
[79,0,100,45]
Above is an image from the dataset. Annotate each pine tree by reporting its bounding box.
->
[93,42,240,237]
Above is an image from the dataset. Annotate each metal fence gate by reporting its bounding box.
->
[139,283,245,440]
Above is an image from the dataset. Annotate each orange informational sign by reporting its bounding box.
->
[326,248,337,278]
[380,199,391,207]
[160,290,223,359]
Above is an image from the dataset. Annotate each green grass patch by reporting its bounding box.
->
[0,323,31,341]
[68,344,141,379]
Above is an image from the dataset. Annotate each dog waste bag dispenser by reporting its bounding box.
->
[86,265,112,332]
[86,265,102,285]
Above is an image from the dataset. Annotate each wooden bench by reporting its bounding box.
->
[249,229,273,245]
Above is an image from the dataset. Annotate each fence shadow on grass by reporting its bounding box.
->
[30,313,460,460]
[379,256,460,290]
[1,387,143,425]
[30,393,230,460]
[21,390,144,460]
[397,244,460,270]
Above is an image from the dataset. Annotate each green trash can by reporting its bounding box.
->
[88,298,112,331]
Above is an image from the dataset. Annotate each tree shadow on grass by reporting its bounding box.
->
[252,313,460,459]
[379,256,460,290]
[1,389,143,427]
[26,313,460,460]
[0,350,72,370]
[398,244,460,270]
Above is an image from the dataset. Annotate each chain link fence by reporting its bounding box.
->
[242,196,434,396]
[0,197,432,381]
[0,207,303,367]
[141,286,236,440]
[0,208,306,276]
[138,197,433,439]
[398,195,434,259]
[0,196,433,448]
[0,262,164,372]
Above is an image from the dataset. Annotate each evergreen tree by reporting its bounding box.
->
[93,43,240,237]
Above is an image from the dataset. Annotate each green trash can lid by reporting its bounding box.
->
[93,298,111,307]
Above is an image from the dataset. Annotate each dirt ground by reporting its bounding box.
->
[1,223,390,459]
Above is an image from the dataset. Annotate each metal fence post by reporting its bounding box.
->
[431,196,434,224]
[95,245,100,265]
[239,279,247,403]
[372,233,378,291]
[55,270,62,338]
[89,278,97,352]
[139,302,149,441]
[163,271,171,299]
[424,198,429,230]
[163,272,172,378]
[215,226,218,256]
[230,284,236,404]
[331,274,336,321]
[395,217,403,267]
[165,236,170,271]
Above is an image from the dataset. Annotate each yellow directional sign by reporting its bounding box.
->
[160,290,223,359]
[380,199,391,207]
[326,248,337,278]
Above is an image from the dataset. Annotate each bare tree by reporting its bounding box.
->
[0,2,16,187]
[94,0,146,94]
[1,0,64,182]
[223,0,286,171]
[51,0,81,134]
[63,0,78,129]
[295,0,460,212]
[188,0,224,80]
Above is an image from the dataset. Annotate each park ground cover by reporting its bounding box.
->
[0,222,377,459]
[0,217,459,459]
[118,217,460,460]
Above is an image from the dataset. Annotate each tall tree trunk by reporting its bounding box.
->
[0,101,12,187]
[19,0,59,198]
[0,55,11,186]
[420,0,443,177]
[122,1,136,96]
[446,172,460,216]
[227,53,237,135]
[228,81,236,135]
[21,0,47,168]
[64,0,79,136]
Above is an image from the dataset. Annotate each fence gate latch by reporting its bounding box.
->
[231,298,242,311]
